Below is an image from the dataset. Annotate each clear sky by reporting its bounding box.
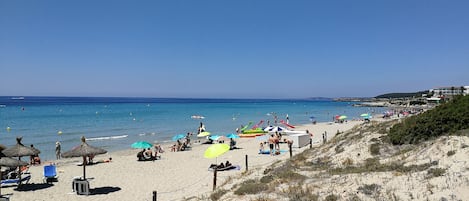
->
[1,1,468,98]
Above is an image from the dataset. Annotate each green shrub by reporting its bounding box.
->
[388,95,469,145]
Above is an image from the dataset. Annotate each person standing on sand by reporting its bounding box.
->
[268,134,275,156]
[55,141,61,160]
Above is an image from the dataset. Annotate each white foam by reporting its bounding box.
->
[86,135,128,141]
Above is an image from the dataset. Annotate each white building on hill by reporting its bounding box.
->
[430,86,468,97]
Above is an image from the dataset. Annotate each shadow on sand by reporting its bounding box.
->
[14,183,54,191]
[90,186,121,195]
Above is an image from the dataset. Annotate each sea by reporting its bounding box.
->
[0,96,386,161]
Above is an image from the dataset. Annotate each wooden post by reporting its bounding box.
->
[245,155,248,172]
[309,138,312,149]
[289,144,292,158]
[213,168,217,191]
[152,191,157,201]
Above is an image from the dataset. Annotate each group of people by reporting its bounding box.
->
[258,131,292,156]
[171,133,192,152]
[137,144,164,161]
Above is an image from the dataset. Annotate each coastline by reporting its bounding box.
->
[2,120,364,201]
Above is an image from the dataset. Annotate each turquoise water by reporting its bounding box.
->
[0,97,385,160]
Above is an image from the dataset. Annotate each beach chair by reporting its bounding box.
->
[1,174,31,187]
[43,164,58,183]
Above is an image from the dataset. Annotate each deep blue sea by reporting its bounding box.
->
[0,96,385,160]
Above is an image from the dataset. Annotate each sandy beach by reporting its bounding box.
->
[1,121,362,201]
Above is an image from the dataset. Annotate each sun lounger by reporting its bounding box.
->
[43,164,59,183]
[1,174,31,187]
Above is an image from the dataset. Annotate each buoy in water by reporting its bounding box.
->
[6,127,11,132]
[58,131,63,135]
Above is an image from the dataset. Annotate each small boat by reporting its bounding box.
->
[191,115,205,119]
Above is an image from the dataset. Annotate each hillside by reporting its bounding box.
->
[201,119,469,200]
[375,91,428,99]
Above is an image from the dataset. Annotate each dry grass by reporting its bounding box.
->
[283,184,318,201]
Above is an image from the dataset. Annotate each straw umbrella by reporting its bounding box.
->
[2,137,40,158]
[62,136,107,179]
[0,154,28,196]
[2,137,40,186]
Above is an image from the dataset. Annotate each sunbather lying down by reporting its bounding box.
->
[208,161,237,171]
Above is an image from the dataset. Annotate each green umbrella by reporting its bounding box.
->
[338,115,347,120]
[204,144,230,159]
[131,141,153,149]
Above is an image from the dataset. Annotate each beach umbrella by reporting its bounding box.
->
[204,144,230,159]
[2,137,40,157]
[62,136,107,179]
[1,137,40,188]
[338,115,347,120]
[360,113,371,119]
[197,131,211,137]
[172,134,186,141]
[264,126,285,132]
[131,141,153,149]
[225,133,240,139]
[0,155,28,196]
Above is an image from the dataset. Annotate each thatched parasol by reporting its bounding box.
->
[2,136,40,188]
[0,155,28,196]
[2,136,40,157]
[62,136,107,179]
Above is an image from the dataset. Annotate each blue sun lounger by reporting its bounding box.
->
[43,165,58,183]
[1,174,31,187]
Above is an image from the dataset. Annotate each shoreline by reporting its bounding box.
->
[2,120,365,201]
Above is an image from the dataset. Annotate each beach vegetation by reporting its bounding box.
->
[283,184,318,201]
[234,179,268,195]
[369,143,380,155]
[210,189,227,201]
[325,194,339,201]
[446,150,456,156]
[358,183,381,195]
[250,195,276,201]
[389,95,469,145]
[427,168,446,178]
[342,157,354,166]
[329,158,436,175]
[335,144,345,154]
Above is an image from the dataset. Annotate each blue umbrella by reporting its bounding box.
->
[225,133,240,139]
[172,134,186,141]
[131,141,153,149]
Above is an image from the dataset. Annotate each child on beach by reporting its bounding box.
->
[259,142,264,153]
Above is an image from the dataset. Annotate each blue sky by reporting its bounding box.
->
[1,1,468,98]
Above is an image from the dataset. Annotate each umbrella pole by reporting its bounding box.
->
[82,156,86,179]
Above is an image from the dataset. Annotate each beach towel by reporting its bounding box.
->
[259,150,287,155]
